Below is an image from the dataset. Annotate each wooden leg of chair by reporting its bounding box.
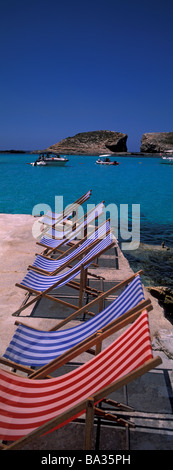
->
[98,296,104,313]
[102,398,133,412]
[98,278,104,312]
[84,268,88,289]
[84,398,95,450]
[94,407,134,428]
[125,423,130,451]
[95,331,102,356]
[78,264,85,308]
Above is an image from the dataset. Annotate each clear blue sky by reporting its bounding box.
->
[0,0,173,151]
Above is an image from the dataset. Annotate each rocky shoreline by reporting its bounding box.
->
[141,132,173,153]
[0,150,164,157]
[124,242,173,318]
[147,286,173,317]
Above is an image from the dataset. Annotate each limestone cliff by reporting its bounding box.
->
[140,132,173,153]
[45,130,128,155]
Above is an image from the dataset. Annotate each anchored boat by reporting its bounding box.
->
[161,156,173,164]
[160,150,173,165]
[96,155,119,166]
[30,153,69,167]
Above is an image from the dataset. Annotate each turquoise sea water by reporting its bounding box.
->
[0,152,173,247]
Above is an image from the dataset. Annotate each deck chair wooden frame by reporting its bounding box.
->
[34,217,112,264]
[39,189,92,228]
[47,269,145,331]
[14,269,145,332]
[37,200,106,256]
[28,219,112,276]
[38,199,104,241]
[1,271,150,375]
[1,300,153,379]
[0,310,162,450]
[0,303,152,444]
[12,235,115,317]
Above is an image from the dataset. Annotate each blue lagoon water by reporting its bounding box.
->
[0,152,172,247]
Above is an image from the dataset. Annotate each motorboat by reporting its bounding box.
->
[29,153,69,167]
[30,160,47,166]
[160,151,173,164]
[160,156,173,164]
[96,155,119,165]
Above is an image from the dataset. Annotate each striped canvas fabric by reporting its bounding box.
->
[40,214,62,226]
[0,310,153,441]
[3,275,145,366]
[32,221,110,273]
[40,190,92,225]
[20,234,113,292]
[39,202,105,247]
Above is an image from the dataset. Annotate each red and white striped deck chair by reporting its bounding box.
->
[0,310,162,450]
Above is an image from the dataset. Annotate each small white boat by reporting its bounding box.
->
[30,160,47,166]
[96,155,119,166]
[160,155,173,165]
[29,153,69,167]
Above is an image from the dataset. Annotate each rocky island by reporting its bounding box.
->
[44,130,128,155]
[140,132,173,153]
[2,130,173,156]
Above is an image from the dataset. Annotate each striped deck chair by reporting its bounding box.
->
[0,310,162,450]
[1,273,152,376]
[12,234,114,316]
[39,189,92,227]
[37,201,105,256]
[28,220,111,275]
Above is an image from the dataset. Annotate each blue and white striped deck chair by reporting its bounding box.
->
[2,274,152,376]
[29,220,111,275]
[40,190,92,227]
[13,234,114,316]
[37,201,105,256]
[37,201,105,249]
